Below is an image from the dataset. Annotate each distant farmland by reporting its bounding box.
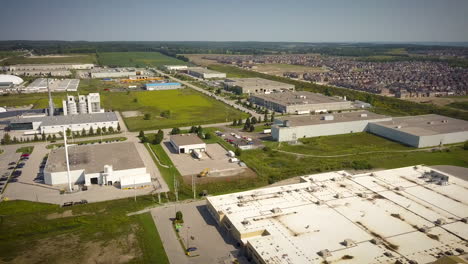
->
[1,54,97,65]
[97,52,189,67]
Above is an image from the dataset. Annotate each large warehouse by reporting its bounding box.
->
[250,91,352,114]
[9,112,118,134]
[369,114,468,148]
[90,68,137,78]
[207,165,468,264]
[44,142,152,189]
[170,134,206,154]
[224,77,295,94]
[272,111,391,142]
[0,74,24,93]
[164,65,188,71]
[23,78,80,93]
[4,63,94,71]
[188,67,226,79]
[145,82,182,91]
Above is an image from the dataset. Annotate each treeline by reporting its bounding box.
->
[208,64,468,121]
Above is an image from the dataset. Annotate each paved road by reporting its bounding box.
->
[154,69,261,119]
[151,200,241,264]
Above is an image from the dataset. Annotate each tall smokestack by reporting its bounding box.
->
[47,75,54,116]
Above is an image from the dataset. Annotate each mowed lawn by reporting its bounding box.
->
[97,52,189,67]
[2,53,97,65]
[102,89,248,131]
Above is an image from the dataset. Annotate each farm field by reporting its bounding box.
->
[102,89,248,131]
[97,52,189,67]
[1,53,97,65]
[253,63,329,76]
[0,198,169,264]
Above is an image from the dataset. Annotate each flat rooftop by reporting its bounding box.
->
[374,114,468,136]
[90,68,136,73]
[275,110,390,127]
[45,142,145,173]
[10,112,118,126]
[188,67,224,74]
[252,91,348,106]
[225,77,294,89]
[170,133,205,146]
[207,166,468,264]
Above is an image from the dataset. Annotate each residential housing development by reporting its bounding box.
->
[224,77,295,94]
[250,91,352,114]
[272,111,468,147]
[207,165,468,264]
[44,142,152,189]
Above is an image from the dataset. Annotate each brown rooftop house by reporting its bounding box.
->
[170,134,207,154]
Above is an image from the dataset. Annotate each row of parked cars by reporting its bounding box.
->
[0,153,30,193]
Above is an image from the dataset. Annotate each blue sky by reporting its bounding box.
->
[0,0,467,42]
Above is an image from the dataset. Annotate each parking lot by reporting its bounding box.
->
[162,142,246,177]
[0,145,22,194]
[151,200,245,264]
[216,128,266,150]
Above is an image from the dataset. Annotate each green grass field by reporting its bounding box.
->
[241,133,468,183]
[97,52,188,67]
[0,198,169,263]
[447,101,468,111]
[2,53,97,65]
[104,89,248,131]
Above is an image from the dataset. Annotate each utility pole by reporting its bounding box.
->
[192,175,196,200]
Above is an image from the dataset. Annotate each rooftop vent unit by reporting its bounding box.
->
[316,200,324,205]
[370,238,382,245]
[418,226,430,233]
[441,120,448,123]
[271,208,282,214]
[395,186,405,191]
[241,220,251,225]
[237,203,245,207]
[384,252,394,257]
[461,217,468,223]
[343,239,356,247]
[427,121,434,124]
[435,218,447,225]
[318,249,332,258]
[358,193,369,198]
[335,193,343,199]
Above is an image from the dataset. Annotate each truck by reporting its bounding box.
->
[192,149,202,159]
[263,129,271,134]
[227,150,235,157]
[229,158,239,163]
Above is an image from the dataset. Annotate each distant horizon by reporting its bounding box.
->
[1,0,467,43]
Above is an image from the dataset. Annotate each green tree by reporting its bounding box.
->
[96,127,102,135]
[88,127,94,136]
[189,126,197,133]
[232,120,237,126]
[66,128,72,137]
[464,141,468,150]
[324,87,332,96]
[117,123,121,132]
[52,134,57,140]
[176,211,183,222]
[41,133,46,141]
[249,124,255,132]
[270,112,275,123]
[251,116,257,124]
[46,134,52,141]
[205,132,212,139]
[171,128,181,135]
[102,127,107,133]
[153,129,164,145]
[81,128,87,137]
[144,113,151,120]
[12,136,18,144]
[108,126,114,133]
[139,130,145,138]
[238,119,243,125]
[34,134,39,141]
[234,147,242,157]
[258,116,262,123]
[133,98,138,103]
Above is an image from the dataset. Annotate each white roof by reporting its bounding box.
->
[207,166,468,264]
[0,74,23,85]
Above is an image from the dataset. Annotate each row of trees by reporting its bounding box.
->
[139,130,164,145]
[1,125,121,145]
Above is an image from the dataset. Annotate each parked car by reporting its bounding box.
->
[17,163,25,168]
[62,202,73,207]
[8,162,16,165]
[12,170,22,177]
[8,167,15,170]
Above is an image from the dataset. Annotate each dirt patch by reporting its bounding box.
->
[122,111,143,118]
[7,231,141,264]
[47,210,73,219]
[182,168,257,185]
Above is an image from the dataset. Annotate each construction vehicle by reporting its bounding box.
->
[199,168,210,177]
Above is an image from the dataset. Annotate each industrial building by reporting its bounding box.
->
[250,91,352,114]
[9,112,118,134]
[170,134,206,154]
[44,142,152,189]
[224,78,295,95]
[0,74,24,93]
[90,68,137,78]
[207,165,468,264]
[272,111,391,142]
[62,93,103,115]
[368,114,468,148]
[145,82,182,91]
[164,65,188,71]
[4,63,94,71]
[188,67,226,79]
[23,78,79,93]
[11,70,72,77]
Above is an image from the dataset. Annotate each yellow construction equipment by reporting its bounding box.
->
[199,168,210,177]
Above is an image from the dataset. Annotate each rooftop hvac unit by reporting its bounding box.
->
[343,239,356,247]
[371,238,382,245]
[271,208,282,214]
[418,226,430,233]
[435,218,447,225]
[318,249,332,258]
[335,193,343,198]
